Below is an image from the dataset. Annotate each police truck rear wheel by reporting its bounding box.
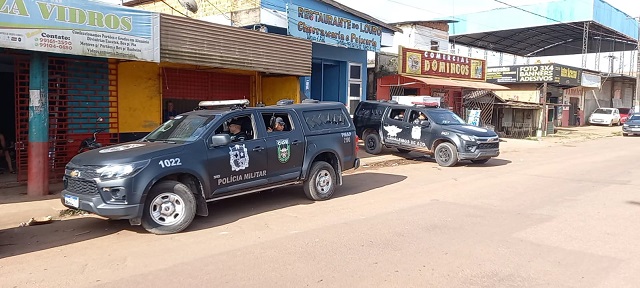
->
[434,142,458,167]
[141,180,196,235]
[364,133,382,155]
[304,161,337,201]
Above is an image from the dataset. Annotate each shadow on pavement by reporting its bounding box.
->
[0,172,407,257]
[0,216,130,259]
[187,172,407,232]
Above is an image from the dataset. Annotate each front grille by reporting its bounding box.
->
[65,165,100,179]
[65,178,98,195]
[478,142,499,149]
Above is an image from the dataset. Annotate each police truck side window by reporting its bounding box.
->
[389,109,405,120]
[262,113,293,132]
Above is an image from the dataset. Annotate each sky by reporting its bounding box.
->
[100,0,640,73]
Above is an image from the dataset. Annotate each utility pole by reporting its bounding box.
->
[636,18,640,112]
[631,16,640,113]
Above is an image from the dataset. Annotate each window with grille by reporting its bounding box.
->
[348,63,362,115]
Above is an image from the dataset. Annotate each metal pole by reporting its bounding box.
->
[636,20,640,112]
[542,83,548,136]
[27,52,49,196]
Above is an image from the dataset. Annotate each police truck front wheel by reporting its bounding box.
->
[304,161,337,201]
[141,180,197,235]
[434,142,459,167]
[364,133,382,155]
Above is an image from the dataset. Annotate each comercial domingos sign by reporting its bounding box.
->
[0,0,160,62]
[398,46,486,81]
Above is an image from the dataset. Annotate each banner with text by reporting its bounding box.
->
[0,0,159,62]
[398,46,486,81]
[287,3,382,52]
[486,64,581,86]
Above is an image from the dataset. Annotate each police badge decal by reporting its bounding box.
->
[276,139,290,163]
[229,144,249,171]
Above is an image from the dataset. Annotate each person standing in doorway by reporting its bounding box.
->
[574,107,581,126]
[163,101,178,122]
[0,133,14,174]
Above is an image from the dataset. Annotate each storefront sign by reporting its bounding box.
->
[398,47,486,81]
[555,64,581,86]
[0,0,160,62]
[287,3,382,52]
[487,64,582,86]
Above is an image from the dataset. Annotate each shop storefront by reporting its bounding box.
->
[117,14,312,142]
[486,63,582,135]
[125,0,398,114]
[284,1,399,114]
[0,0,160,195]
[377,47,508,116]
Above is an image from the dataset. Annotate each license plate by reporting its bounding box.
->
[64,194,79,208]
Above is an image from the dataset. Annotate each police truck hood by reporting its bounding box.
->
[443,125,498,137]
[69,141,185,166]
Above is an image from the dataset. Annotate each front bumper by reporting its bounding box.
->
[60,175,142,220]
[458,148,500,160]
[61,191,141,219]
[622,126,640,134]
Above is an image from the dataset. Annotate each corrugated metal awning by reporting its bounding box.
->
[160,14,312,76]
[403,75,510,90]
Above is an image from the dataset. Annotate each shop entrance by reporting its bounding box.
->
[311,61,341,102]
[9,54,119,183]
[161,68,252,116]
[0,54,16,184]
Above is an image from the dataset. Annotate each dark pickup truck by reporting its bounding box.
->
[353,100,500,167]
[61,100,360,234]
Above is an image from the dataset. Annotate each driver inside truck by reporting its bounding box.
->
[411,112,427,124]
[228,119,247,142]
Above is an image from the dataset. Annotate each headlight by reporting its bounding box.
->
[623,124,629,127]
[96,160,150,180]
[459,134,477,141]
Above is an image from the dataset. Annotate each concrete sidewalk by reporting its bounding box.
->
[0,125,624,230]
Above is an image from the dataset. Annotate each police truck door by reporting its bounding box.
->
[261,112,305,183]
[207,113,268,195]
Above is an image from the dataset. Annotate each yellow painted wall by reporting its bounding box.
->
[118,61,162,132]
[262,76,300,106]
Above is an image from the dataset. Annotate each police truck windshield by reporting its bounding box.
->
[427,110,467,125]
[144,114,217,142]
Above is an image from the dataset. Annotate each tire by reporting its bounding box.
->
[608,121,613,127]
[364,133,383,155]
[141,180,197,235]
[434,142,458,167]
[304,161,337,201]
[471,159,490,164]
[623,133,628,137]
[396,148,411,154]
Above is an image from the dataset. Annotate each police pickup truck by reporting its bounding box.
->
[353,100,500,167]
[61,100,360,234]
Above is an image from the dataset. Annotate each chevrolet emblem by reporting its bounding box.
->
[69,170,81,178]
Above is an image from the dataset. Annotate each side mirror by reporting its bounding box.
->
[210,134,231,147]
[420,120,431,127]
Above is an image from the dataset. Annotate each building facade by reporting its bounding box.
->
[377,47,507,117]
[125,0,399,114]
[0,0,312,195]
[486,63,583,135]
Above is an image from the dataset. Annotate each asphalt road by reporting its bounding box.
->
[1,136,639,288]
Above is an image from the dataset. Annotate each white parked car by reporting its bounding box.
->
[589,108,621,126]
